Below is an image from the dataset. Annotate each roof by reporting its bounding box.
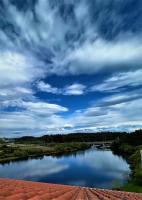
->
[0,178,142,200]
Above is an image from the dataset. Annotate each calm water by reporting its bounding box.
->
[0,148,130,189]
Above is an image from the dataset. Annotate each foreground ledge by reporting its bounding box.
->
[0,178,142,200]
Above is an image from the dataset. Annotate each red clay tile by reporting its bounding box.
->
[0,178,142,200]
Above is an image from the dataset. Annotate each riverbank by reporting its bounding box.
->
[1,130,142,193]
[111,141,142,193]
[0,142,92,164]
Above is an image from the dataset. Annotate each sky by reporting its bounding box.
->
[0,0,142,137]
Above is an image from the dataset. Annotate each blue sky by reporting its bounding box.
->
[0,0,142,137]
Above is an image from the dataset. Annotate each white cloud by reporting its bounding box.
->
[37,81,59,94]
[61,38,142,75]
[0,51,44,86]
[0,97,68,136]
[0,0,142,136]
[0,108,68,137]
[23,101,68,114]
[64,83,86,95]
[0,87,33,98]
[0,0,142,78]
[91,69,142,92]
[37,82,86,96]
[1,90,142,136]
[64,124,74,129]
[64,91,142,133]
[2,100,68,115]
[0,0,142,80]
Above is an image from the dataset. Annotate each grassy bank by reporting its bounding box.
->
[111,141,142,193]
[0,142,92,164]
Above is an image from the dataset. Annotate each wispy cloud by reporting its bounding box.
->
[0,0,142,77]
[91,69,142,92]
[67,91,142,132]
[60,38,142,75]
[0,0,142,136]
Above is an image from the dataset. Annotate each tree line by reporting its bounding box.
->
[5,129,141,145]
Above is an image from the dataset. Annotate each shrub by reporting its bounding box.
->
[13,149,28,157]
[133,169,142,185]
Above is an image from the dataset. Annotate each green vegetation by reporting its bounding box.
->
[14,132,126,144]
[1,130,142,193]
[0,131,120,164]
[122,183,142,193]
[0,131,119,163]
[0,142,91,163]
[111,130,142,193]
[0,138,5,144]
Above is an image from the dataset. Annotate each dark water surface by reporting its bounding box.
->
[0,148,130,189]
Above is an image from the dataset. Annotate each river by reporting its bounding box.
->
[0,148,130,189]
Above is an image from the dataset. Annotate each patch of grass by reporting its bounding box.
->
[121,183,142,193]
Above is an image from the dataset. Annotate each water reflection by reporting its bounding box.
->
[0,149,130,189]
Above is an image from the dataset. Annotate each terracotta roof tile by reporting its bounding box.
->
[0,178,142,200]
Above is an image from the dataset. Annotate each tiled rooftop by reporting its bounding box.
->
[0,178,142,200]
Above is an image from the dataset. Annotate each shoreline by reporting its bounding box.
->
[1,141,141,193]
[111,142,142,193]
[0,142,92,164]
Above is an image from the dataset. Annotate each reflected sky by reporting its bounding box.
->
[0,149,130,189]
